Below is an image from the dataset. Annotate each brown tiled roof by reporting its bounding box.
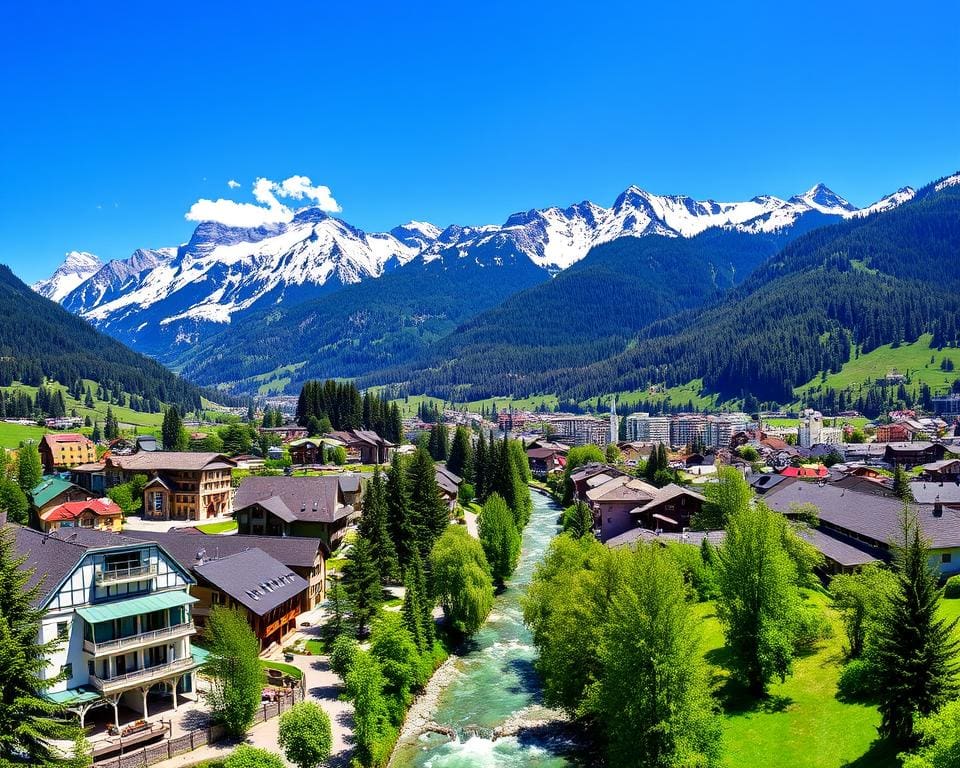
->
[233,475,352,523]
[108,452,235,472]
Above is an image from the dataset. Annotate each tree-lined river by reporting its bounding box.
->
[391,491,577,768]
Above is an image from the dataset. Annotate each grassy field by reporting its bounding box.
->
[793,334,960,403]
[261,660,303,680]
[695,591,898,768]
[0,421,50,449]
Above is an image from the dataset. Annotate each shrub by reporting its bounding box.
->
[944,575,960,599]
[837,658,880,702]
[224,746,285,768]
[792,603,833,651]
[329,634,359,681]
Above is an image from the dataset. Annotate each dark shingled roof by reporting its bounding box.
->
[122,529,323,569]
[606,528,726,549]
[193,549,308,616]
[798,528,882,567]
[234,475,353,523]
[764,479,960,550]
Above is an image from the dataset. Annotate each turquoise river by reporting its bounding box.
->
[391,491,578,768]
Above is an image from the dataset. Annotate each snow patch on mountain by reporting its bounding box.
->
[33,251,103,302]
[849,187,916,218]
[935,173,960,192]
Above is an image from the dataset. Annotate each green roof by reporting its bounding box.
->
[191,646,211,665]
[76,591,197,624]
[46,687,101,706]
[30,476,77,508]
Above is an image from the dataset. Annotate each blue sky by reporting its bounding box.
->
[2,0,958,282]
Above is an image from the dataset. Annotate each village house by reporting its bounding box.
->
[9,521,201,729]
[30,476,94,518]
[629,484,706,531]
[39,433,97,472]
[104,452,235,522]
[288,437,341,466]
[875,423,912,443]
[233,475,359,552]
[124,529,327,612]
[919,458,960,482]
[38,498,123,533]
[325,429,394,464]
[258,425,308,443]
[569,463,629,504]
[526,447,565,477]
[883,441,952,468]
[585,476,660,542]
[435,465,462,510]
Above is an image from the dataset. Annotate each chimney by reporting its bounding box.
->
[934,496,943,517]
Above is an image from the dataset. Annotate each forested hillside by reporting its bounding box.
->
[0,265,230,412]
[176,252,551,394]
[373,227,792,394]
[395,177,960,407]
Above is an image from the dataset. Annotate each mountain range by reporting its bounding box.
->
[29,175,949,406]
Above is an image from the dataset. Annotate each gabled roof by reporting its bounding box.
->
[122,529,325,568]
[194,549,308,616]
[30,476,86,508]
[587,476,659,503]
[108,452,235,472]
[435,466,462,495]
[234,475,352,523]
[41,498,122,522]
[635,483,706,510]
[41,433,93,447]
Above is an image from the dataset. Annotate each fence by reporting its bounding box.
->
[93,684,305,768]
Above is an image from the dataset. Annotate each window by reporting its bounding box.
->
[56,621,69,639]
[152,493,163,513]
[943,553,953,564]
[211,592,221,605]
[61,663,72,679]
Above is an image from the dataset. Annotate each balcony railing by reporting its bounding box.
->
[95,564,157,585]
[83,621,194,656]
[89,657,197,693]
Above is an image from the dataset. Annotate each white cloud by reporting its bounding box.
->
[185,175,342,228]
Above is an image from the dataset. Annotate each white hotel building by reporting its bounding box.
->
[12,524,202,728]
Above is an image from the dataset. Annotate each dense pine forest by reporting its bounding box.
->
[0,265,233,412]
[393,179,960,409]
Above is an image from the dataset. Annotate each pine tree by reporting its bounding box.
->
[447,426,474,482]
[358,468,400,584]
[875,509,959,743]
[342,536,383,637]
[893,465,911,502]
[0,526,82,764]
[162,405,187,451]
[408,549,435,649]
[386,454,417,570]
[474,430,488,500]
[407,446,449,556]
[401,568,426,652]
[324,579,351,638]
[91,421,102,443]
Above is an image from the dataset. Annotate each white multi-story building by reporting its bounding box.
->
[547,415,610,447]
[671,415,709,449]
[624,413,671,445]
[12,524,201,728]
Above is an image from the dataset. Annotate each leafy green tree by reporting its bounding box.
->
[561,500,595,539]
[586,543,722,768]
[478,493,521,586]
[218,423,253,456]
[604,443,621,464]
[902,699,960,768]
[696,466,751,530]
[370,613,427,722]
[447,426,474,482]
[325,579,351,637]
[386,454,417,569]
[342,536,383,637]
[359,468,400,583]
[831,563,898,658]
[716,502,802,695]
[347,650,392,768]
[0,526,83,765]
[224,745,286,768]
[329,633,359,681]
[330,445,348,465]
[430,526,494,635]
[203,606,263,738]
[161,405,188,451]
[16,441,42,493]
[0,476,29,524]
[278,701,333,768]
[875,510,959,743]
[407,446,448,555]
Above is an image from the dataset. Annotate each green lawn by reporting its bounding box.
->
[261,660,303,680]
[0,421,49,449]
[305,638,327,655]
[195,520,238,534]
[695,591,898,768]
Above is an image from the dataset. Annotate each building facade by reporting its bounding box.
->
[39,433,97,472]
[624,413,671,445]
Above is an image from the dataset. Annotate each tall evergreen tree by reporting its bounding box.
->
[342,536,383,637]
[358,468,400,583]
[408,549,435,649]
[407,447,449,556]
[875,509,959,743]
[386,454,417,570]
[401,568,426,652]
[0,526,83,765]
[447,426,474,482]
[474,430,488,500]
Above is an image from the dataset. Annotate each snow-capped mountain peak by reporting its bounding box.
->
[33,251,103,302]
[849,186,917,218]
[789,183,857,215]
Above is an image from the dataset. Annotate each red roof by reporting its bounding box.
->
[41,499,123,522]
[43,433,93,445]
[780,465,829,479]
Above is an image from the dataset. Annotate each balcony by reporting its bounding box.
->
[95,564,157,586]
[89,657,197,694]
[83,621,195,657]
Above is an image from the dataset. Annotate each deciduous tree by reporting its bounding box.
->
[430,526,494,635]
[478,493,521,586]
[278,701,332,768]
[203,606,263,738]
